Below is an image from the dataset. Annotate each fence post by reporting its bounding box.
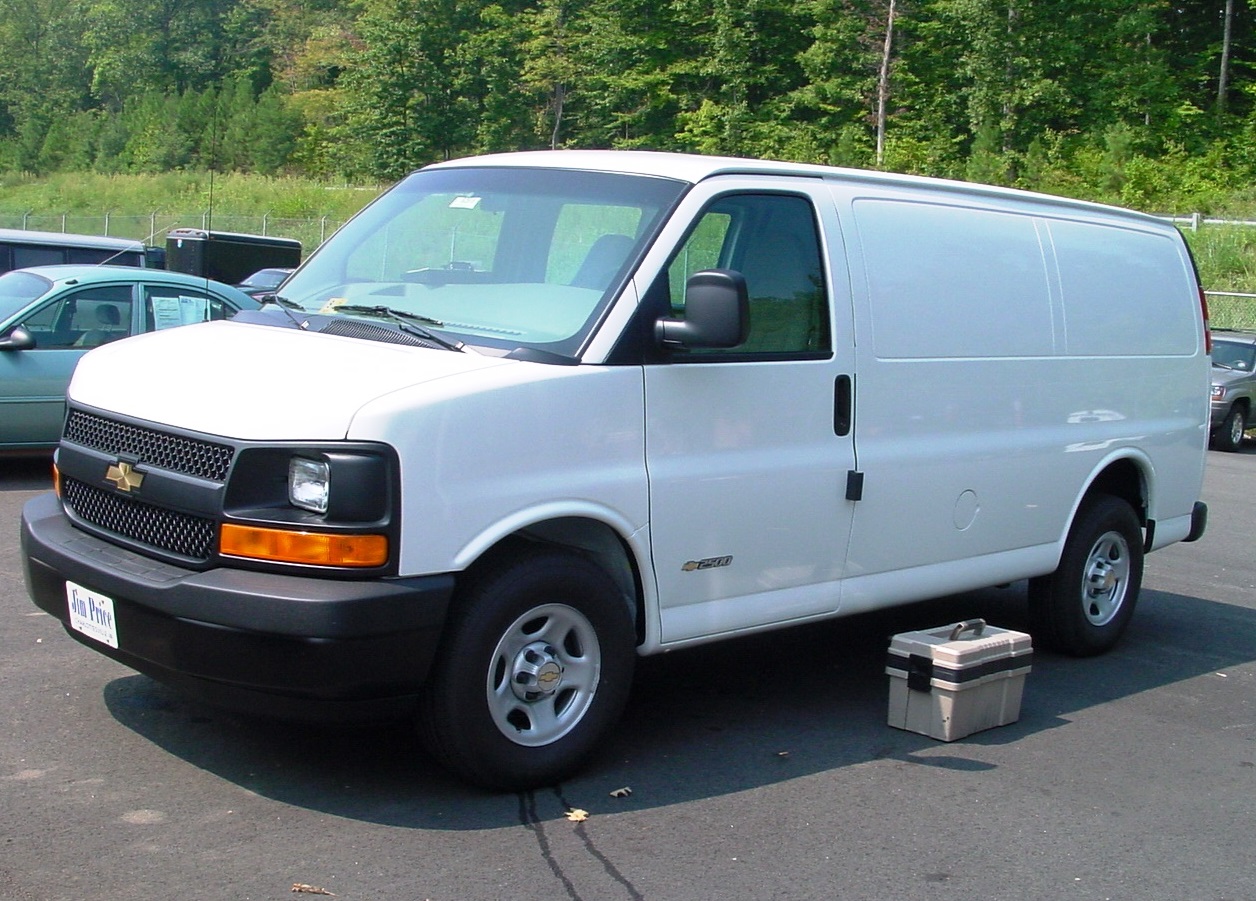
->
[1192,212,1202,232]
[104,211,110,236]
[22,210,31,229]
[262,212,270,236]
[61,213,67,233]
[320,216,328,244]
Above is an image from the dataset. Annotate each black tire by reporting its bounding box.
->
[417,547,636,790]
[1028,495,1144,657]
[1212,405,1247,452]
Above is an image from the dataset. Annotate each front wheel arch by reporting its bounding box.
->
[417,545,637,790]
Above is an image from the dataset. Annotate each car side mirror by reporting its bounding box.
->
[655,269,749,350]
[0,325,35,351]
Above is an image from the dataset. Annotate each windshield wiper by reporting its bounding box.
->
[262,295,310,330]
[334,304,465,352]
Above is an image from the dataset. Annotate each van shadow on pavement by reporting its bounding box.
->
[101,580,1256,831]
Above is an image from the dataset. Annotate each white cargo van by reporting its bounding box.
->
[22,151,1210,789]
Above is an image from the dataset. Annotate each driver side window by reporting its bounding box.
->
[668,193,830,357]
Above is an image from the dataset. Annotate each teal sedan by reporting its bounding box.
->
[0,265,260,453]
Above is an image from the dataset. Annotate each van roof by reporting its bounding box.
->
[427,150,1166,228]
[0,227,145,250]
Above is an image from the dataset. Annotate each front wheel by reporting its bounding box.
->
[417,547,636,790]
[1212,405,1247,452]
[1028,495,1144,657]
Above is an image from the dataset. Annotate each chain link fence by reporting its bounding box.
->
[1206,293,1256,331]
[0,212,344,258]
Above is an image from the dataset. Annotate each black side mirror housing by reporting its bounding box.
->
[655,269,749,350]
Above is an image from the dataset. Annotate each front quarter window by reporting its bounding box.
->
[277,166,686,357]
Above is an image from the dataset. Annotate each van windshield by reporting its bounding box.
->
[278,166,686,356]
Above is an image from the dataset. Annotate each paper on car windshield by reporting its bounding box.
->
[151,294,211,330]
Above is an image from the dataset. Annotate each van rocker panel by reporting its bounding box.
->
[21,493,453,713]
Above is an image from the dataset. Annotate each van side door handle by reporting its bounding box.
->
[834,374,853,436]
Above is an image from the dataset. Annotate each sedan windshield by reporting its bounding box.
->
[0,270,54,323]
[276,166,686,357]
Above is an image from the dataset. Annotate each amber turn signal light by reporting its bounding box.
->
[220,523,388,568]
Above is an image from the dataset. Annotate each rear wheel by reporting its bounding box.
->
[1212,405,1247,452]
[418,547,636,790]
[1028,495,1144,656]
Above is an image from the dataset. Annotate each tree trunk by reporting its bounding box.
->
[876,0,897,168]
[1218,0,1234,114]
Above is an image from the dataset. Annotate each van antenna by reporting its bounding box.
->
[203,86,220,291]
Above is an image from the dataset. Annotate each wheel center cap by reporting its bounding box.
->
[511,642,565,701]
[536,662,563,689]
[1089,563,1117,594]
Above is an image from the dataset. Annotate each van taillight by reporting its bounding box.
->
[1199,287,1211,353]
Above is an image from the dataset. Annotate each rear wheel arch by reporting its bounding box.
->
[1031,468,1148,656]
[1081,457,1147,528]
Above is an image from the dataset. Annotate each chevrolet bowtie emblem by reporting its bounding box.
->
[105,461,144,492]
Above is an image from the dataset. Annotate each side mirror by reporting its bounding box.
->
[655,269,749,350]
[0,325,35,351]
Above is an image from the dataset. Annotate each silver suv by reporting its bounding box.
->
[1210,329,1256,451]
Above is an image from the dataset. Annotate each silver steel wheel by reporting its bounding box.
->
[1227,408,1246,448]
[1080,529,1132,627]
[485,603,601,748]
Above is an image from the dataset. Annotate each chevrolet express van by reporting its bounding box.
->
[22,151,1210,789]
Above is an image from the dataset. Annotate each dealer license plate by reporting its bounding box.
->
[66,581,119,649]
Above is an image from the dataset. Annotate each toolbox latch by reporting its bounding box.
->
[907,654,933,693]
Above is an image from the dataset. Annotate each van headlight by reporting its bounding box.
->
[221,444,398,572]
[289,457,331,513]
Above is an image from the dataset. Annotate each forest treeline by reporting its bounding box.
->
[2,1,1255,210]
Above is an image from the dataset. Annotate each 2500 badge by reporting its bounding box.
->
[681,556,733,572]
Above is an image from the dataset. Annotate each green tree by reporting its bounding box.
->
[340,0,483,178]
[0,0,93,171]
[83,0,239,106]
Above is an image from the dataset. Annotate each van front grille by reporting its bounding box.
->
[62,477,216,561]
[63,411,235,482]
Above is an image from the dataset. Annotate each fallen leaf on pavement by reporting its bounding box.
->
[291,883,336,895]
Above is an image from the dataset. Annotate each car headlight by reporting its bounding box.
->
[289,456,330,513]
[1211,385,1226,400]
[222,445,397,571]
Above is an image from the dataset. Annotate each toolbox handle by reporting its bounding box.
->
[948,619,987,641]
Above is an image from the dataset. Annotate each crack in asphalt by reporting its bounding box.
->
[517,788,644,901]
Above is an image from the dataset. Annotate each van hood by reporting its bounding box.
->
[68,319,513,441]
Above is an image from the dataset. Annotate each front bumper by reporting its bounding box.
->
[1210,398,1227,429]
[21,492,455,722]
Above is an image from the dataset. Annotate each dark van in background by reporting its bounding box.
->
[0,228,154,275]
[165,228,301,286]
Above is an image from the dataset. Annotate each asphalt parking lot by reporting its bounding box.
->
[2,448,1254,901]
